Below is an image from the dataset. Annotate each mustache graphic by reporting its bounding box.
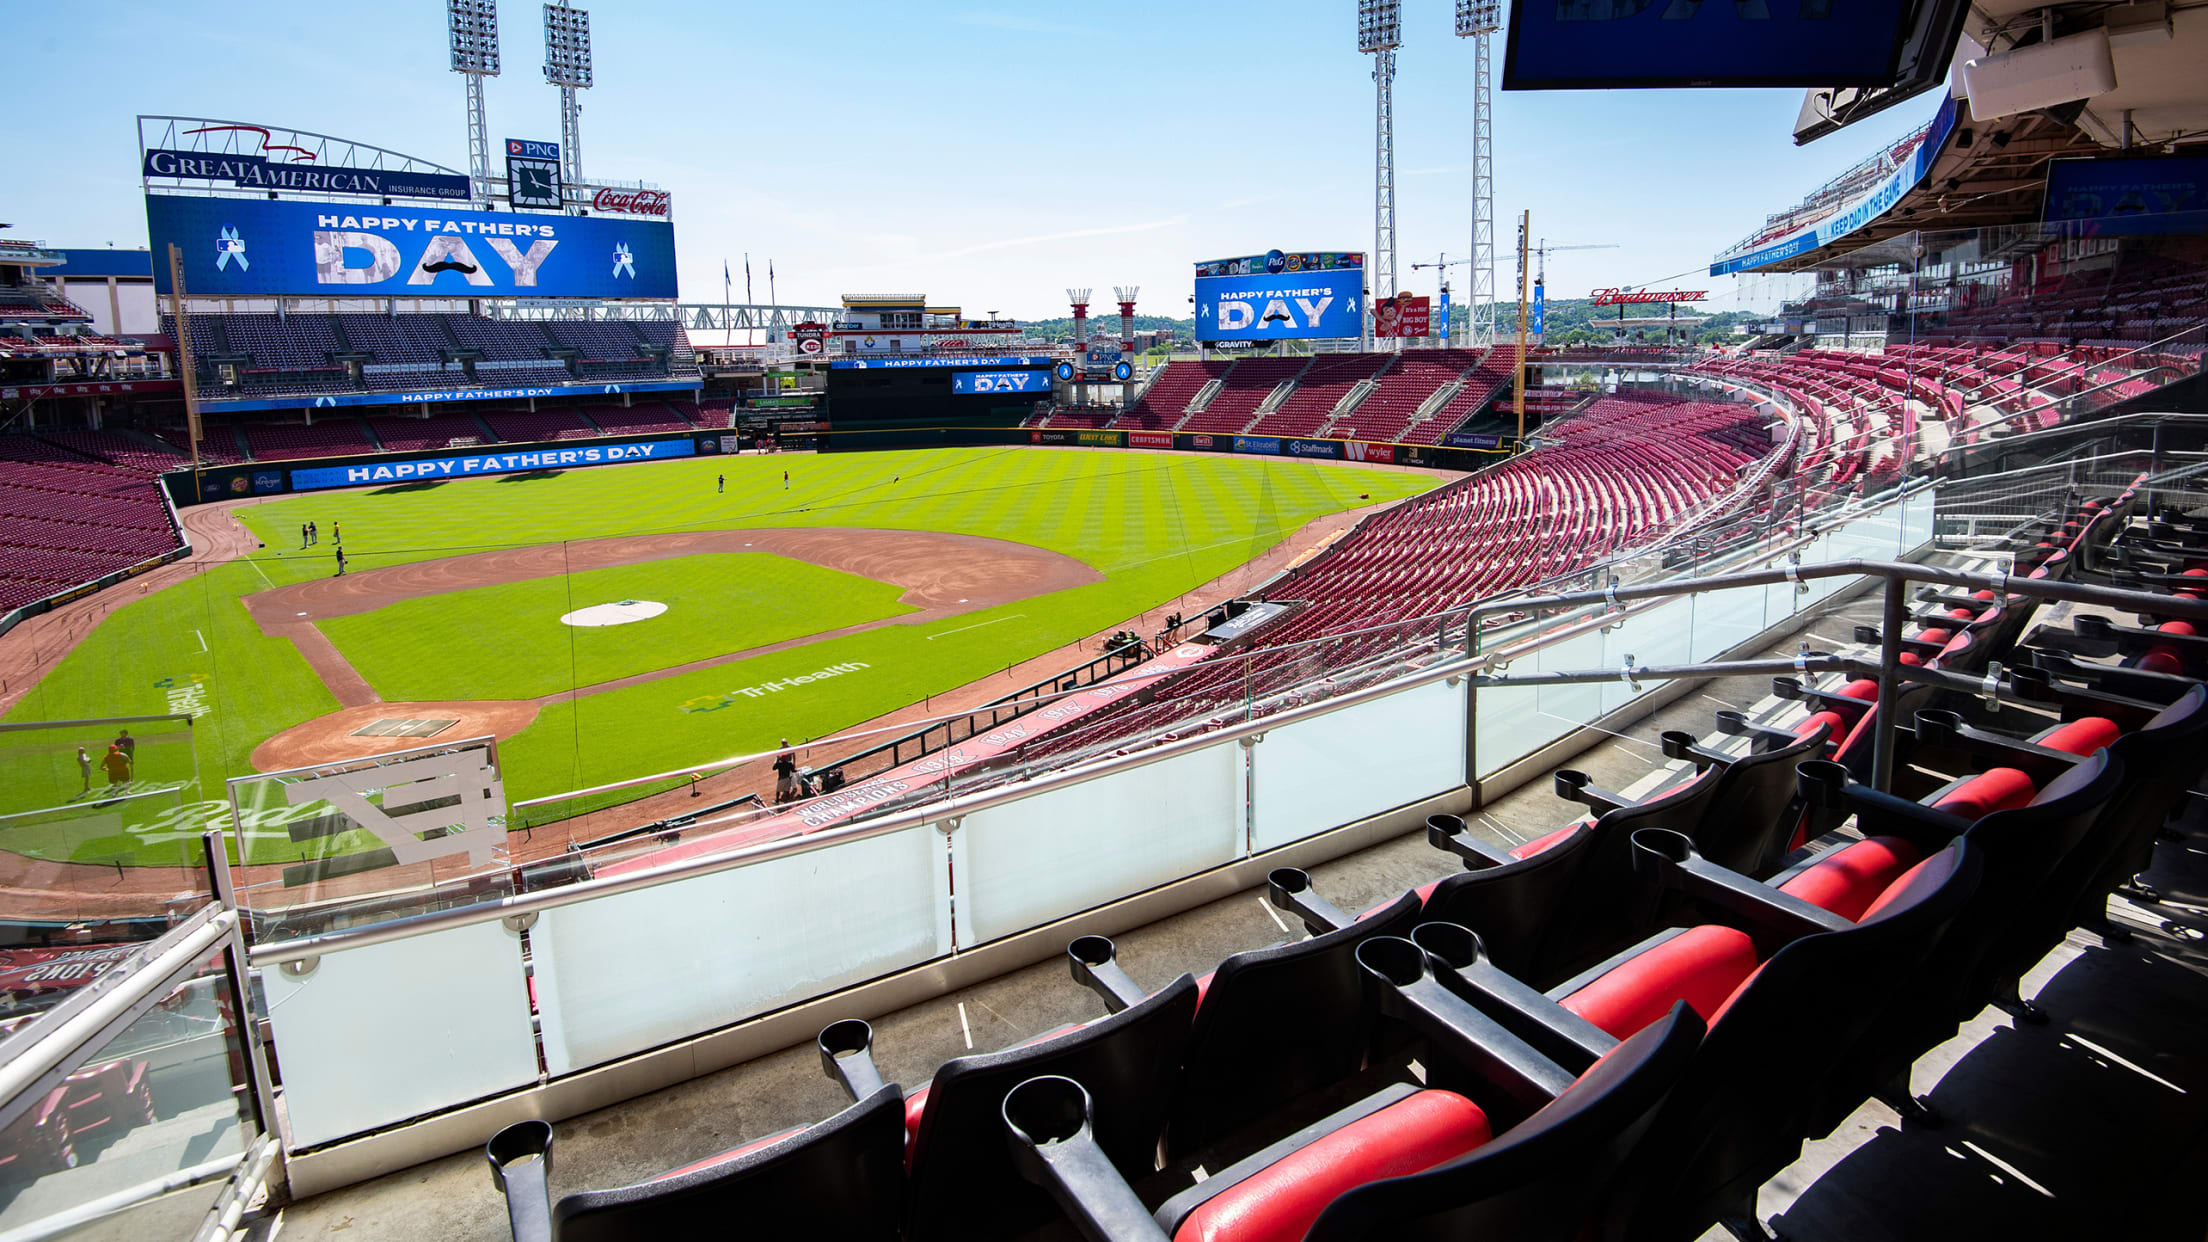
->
[1261,311,1291,324]
[422,260,479,275]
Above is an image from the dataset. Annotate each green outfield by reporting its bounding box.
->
[1,447,1435,867]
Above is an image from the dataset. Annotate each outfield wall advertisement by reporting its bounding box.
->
[146,194,679,299]
[289,438,693,490]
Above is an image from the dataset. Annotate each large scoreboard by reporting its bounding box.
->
[1194,250,1365,343]
[147,195,676,300]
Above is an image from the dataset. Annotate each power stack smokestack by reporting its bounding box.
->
[1067,288,1092,353]
[1113,286,1139,353]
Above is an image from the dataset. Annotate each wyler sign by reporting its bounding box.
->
[145,193,678,300]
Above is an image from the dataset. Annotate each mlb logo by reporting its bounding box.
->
[216,237,245,254]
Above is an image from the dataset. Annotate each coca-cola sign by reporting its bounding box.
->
[592,187,671,217]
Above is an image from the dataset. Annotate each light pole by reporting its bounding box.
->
[1358,0,1401,349]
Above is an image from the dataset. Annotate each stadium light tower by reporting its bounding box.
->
[1358,0,1402,349]
[1113,286,1139,353]
[1455,0,1501,349]
[542,1,593,195]
[447,0,501,206]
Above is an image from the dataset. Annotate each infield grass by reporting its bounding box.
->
[4,447,1435,863]
[318,553,916,702]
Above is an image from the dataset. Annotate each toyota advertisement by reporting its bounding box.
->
[1195,249,1365,342]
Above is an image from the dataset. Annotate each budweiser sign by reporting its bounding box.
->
[1590,288,1707,306]
[592,187,671,217]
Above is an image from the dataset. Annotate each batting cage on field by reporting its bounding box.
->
[0,714,205,872]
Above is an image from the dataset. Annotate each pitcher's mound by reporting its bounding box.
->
[561,599,667,627]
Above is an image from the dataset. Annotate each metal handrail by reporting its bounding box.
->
[248,555,2208,968]
[0,911,235,1119]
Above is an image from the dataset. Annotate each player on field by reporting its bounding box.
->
[100,743,131,789]
[773,739,801,803]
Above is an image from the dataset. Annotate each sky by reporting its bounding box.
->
[8,0,1943,320]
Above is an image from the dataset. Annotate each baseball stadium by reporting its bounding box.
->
[3,1,2208,1239]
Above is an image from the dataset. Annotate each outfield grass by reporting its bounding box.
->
[318,553,916,702]
[4,448,1434,864]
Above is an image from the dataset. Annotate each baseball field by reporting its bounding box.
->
[0,447,1435,869]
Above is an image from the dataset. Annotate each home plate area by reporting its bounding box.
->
[560,599,669,627]
[350,719,460,739]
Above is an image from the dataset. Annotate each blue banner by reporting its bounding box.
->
[2044,156,2208,237]
[290,438,693,491]
[1232,436,1282,455]
[1531,282,1546,336]
[829,355,1056,370]
[199,378,702,414]
[1283,438,1339,459]
[1436,289,1451,340]
[1711,96,1957,277]
[1505,0,1913,89]
[950,369,1053,395]
[146,194,678,299]
[1196,269,1364,342]
[143,150,471,202]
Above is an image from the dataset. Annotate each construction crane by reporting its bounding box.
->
[1408,253,1470,344]
[1529,239,1619,286]
[1515,239,1620,341]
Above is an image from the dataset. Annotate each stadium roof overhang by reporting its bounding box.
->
[1752,109,2104,273]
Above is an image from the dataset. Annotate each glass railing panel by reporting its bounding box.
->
[0,952,253,1237]
[1688,583,1769,664]
[532,823,952,1077]
[1248,675,1467,854]
[259,918,536,1149]
[1472,623,1604,780]
[951,740,1242,945]
[1597,598,1693,718]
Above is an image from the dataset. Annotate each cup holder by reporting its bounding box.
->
[1410,922,1483,971]
[1356,936,1430,989]
[1002,1075,1091,1149]
[1796,759,1848,810]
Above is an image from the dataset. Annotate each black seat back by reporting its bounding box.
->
[1419,822,1598,988]
[1949,751,2123,1008]
[1166,891,1424,1160]
[545,1085,907,1242]
[1805,753,2122,1140]
[1302,1005,1705,1242]
[2067,685,2208,927]
[907,973,1199,1242]
[1692,721,1830,877]
[1616,841,1982,1241]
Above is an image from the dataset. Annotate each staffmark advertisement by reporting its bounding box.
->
[145,193,678,299]
[290,439,692,490]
